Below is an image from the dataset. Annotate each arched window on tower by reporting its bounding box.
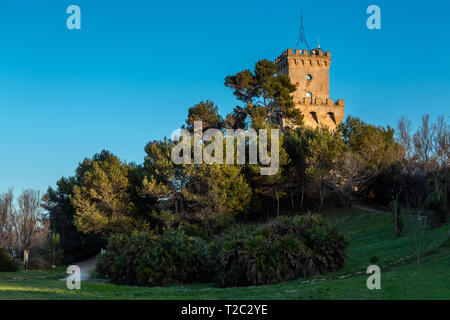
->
[306,92,312,103]
[310,112,319,124]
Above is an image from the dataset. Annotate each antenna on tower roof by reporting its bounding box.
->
[295,8,311,50]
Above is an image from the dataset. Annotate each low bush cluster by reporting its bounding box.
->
[97,230,212,286]
[97,215,347,287]
[137,230,212,286]
[215,215,348,286]
[96,232,156,285]
[0,249,17,272]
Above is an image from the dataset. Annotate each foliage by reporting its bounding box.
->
[225,107,248,130]
[185,100,224,132]
[247,131,290,217]
[141,139,191,216]
[225,59,302,130]
[186,163,252,230]
[71,152,139,236]
[96,232,157,285]
[33,54,448,287]
[97,230,212,287]
[342,116,401,171]
[1,208,449,299]
[44,176,104,264]
[142,136,252,231]
[216,215,348,287]
[136,229,212,286]
[305,128,346,212]
[282,128,313,213]
[0,249,17,272]
[341,116,404,205]
[426,193,448,229]
[99,216,347,288]
[177,222,211,241]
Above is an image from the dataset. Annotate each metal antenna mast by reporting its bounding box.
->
[295,10,311,50]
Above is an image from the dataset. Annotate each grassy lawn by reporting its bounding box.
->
[1,208,449,300]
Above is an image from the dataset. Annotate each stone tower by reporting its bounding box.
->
[275,48,344,130]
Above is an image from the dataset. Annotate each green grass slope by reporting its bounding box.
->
[0,208,448,300]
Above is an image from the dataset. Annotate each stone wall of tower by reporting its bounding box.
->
[275,48,345,130]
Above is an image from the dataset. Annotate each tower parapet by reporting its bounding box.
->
[276,48,331,59]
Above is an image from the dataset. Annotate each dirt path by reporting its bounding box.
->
[352,202,390,214]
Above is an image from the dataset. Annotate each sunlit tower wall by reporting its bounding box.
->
[275,48,345,130]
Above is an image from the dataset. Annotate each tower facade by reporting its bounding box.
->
[275,48,344,130]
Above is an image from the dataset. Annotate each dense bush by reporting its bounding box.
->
[177,223,212,241]
[97,232,157,285]
[137,229,212,286]
[98,216,347,287]
[426,193,448,229]
[0,249,17,272]
[216,215,348,287]
[97,229,212,286]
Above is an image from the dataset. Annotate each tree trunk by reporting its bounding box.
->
[434,172,440,200]
[275,186,280,217]
[290,189,295,212]
[300,177,305,214]
[319,183,325,213]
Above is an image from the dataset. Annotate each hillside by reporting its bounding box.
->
[0,208,448,300]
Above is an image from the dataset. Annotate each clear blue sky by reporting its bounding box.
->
[1,0,449,194]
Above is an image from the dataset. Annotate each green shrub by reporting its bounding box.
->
[96,232,157,285]
[0,249,17,272]
[211,225,256,286]
[216,215,348,287]
[98,216,347,288]
[136,229,212,286]
[98,229,212,286]
[178,223,211,241]
[426,193,448,229]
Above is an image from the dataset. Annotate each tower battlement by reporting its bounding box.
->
[276,49,331,60]
[275,47,344,130]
